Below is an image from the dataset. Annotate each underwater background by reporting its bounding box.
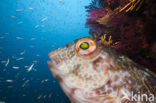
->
[1,0,156,103]
[0,0,91,103]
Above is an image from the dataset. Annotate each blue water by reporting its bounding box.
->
[0,0,91,103]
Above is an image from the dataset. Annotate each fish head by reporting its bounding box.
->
[48,37,110,89]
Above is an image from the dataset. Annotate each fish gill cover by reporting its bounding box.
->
[85,0,156,73]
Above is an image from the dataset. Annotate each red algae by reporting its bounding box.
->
[85,0,156,72]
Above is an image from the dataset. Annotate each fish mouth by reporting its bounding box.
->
[48,54,66,82]
[48,55,62,67]
[48,48,63,66]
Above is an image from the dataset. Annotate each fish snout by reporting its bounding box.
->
[48,49,64,69]
[50,55,62,66]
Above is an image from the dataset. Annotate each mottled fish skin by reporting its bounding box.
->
[48,37,156,103]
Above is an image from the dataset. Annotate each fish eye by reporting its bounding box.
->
[79,42,90,50]
[76,37,96,56]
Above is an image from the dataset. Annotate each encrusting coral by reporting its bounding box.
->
[85,0,156,72]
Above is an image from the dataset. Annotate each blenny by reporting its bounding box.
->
[48,37,156,103]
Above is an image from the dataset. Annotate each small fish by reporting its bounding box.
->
[16,57,24,61]
[12,66,20,69]
[33,60,38,63]
[16,9,23,11]
[12,56,16,59]
[41,79,49,84]
[35,25,39,28]
[11,16,15,18]
[59,0,63,2]
[27,63,34,72]
[16,37,24,39]
[36,54,40,57]
[5,58,9,67]
[6,80,13,82]
[20,50,25,55]
[24,66,29,68]
[30,38,36,40]
[48,37,156,103]
[22,80,29,87]
[41,17,48,22]
[37,94,42,99]
[43,95,47,98]
[48,93,52,98]
[17,21,23,24]
[0,101,5,103]
[28,7,34,10]
[44,79,48,82]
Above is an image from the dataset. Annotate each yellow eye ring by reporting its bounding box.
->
[76,37,96,56]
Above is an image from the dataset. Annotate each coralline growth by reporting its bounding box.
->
[85,0,156,72]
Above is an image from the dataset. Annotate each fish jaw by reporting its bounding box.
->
[47,54,65,82]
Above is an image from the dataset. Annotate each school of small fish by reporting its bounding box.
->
[0,6,60,103]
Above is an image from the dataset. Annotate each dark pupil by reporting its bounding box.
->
[80,42,89,50]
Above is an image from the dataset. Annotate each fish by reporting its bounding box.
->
[5,58,9,67]
[12,66,20,69]
[16,37,24,39]
[11,16,15,18]
[24,66,29,68]
[20,50,25,55]
[48,93,52,98]
[28,7,34,10]
[36,54,40,57]
[47,37,156,103]
[41,17,48,22]
[6,80,13,83]
[30,38,36,40]
[59,0,63,2]
[22,80,29,87]
[16,57,24,61]
[27,63,34,72]
[16,9,23,11]
[35,25,39,28]
[37,94,42,99]
[17,21,23,24]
